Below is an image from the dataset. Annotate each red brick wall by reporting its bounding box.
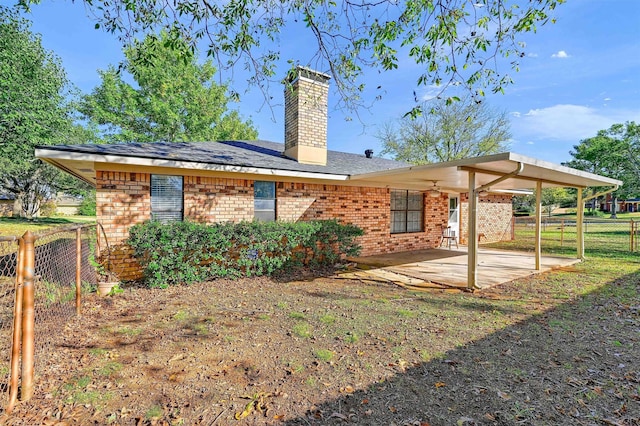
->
[96,171,451,279]
[277,183,447,256]
[184,176,254,223]
[460,193,513,244]
[96,171,151,279]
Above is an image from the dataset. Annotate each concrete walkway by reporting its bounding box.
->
[345,247,581,290]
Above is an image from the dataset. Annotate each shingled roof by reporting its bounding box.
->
[38,140,408,177]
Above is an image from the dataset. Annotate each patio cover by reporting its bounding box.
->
[349,152,620,192]
[352,152,622,289]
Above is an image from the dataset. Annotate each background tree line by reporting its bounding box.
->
[2,0,637,219]
[0,8,256,217]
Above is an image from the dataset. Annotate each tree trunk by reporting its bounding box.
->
[610,197,618,219]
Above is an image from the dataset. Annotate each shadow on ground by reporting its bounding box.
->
[281,272,640,425]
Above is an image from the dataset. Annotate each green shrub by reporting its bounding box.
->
[78,193,96,216]
[127,219,363,288]
[585,209,605,217]
[39,200,57,217]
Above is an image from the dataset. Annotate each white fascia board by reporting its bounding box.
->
[505,152,623,186]
[491,189,534,195]
[35,149,350,181]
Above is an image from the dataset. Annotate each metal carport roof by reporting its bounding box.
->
[349,152,621,192]
[351,152,622,290]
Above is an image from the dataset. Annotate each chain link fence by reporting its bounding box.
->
[0,237,18,411]
[0,225,97,414]
[32,226,97,381]
[487,217,638,257]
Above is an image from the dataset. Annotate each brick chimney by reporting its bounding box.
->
[283,66,331,165]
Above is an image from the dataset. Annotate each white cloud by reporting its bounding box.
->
[551,50,570,58]
[420,84,445,101]
[527,53,539,58]
[512,104,640,142]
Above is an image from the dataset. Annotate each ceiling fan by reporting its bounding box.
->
[427,180,441,198]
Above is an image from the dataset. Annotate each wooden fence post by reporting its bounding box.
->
[511,216,515,240]
[20,231,35,402]
[6,237,25,414]
[76,227,82,315]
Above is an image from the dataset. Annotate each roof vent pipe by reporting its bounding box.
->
[365,149,374,159]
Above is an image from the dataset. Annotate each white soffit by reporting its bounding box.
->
[350,152,622,191]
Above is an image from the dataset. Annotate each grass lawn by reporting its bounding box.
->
[0,216,95,237]
[4,244,639,424]
[521,211,640,220]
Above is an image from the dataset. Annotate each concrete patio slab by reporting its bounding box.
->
[347,247,581,290]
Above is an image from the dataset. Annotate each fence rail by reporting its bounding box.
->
[0,225,96,414]
[500,217,638,256]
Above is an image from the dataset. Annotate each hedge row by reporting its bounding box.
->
[127,219,364,288]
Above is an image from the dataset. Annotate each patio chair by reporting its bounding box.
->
[439,225,458,249]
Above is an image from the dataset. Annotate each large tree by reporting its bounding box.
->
[80,31,257,143]
[0,8,90,217]
[378,96,510,164]
[565,122,639,204]
[19,0,564,115]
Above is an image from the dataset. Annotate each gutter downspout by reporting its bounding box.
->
[467,162,524,290]
[582,185,619,203]
[476,162,525,194]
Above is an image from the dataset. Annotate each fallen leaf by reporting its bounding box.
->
[497,390,511,400]
[234,392,272,420]
[340,385,355,393]
[168,353,185,363]
[361,399,369,405]
[329,412,348,420]
[234,401,254,420]
[435,382,446,388]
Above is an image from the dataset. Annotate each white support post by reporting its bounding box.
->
[577,188,585,259]
[535,181,542,270]
[467,171,478,290]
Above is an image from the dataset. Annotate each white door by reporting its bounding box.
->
[448,196,460,239]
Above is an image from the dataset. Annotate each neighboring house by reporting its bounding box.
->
[602,194,640,213]
[35,67,620,282]
[0,193,14,217]
[54,194,83,216]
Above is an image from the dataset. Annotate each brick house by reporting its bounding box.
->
[38,67,617,283]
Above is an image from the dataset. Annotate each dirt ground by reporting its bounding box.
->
[3,266,639,425]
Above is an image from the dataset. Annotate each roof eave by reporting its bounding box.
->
[35,148,351,182]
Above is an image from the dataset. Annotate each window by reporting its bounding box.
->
[254,181,276,221]
[151,175,183,223]
[391,190,423,233]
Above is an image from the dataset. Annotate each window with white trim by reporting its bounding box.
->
[151,175,183,223]
[254,181,276,222]
[391,190,423,233]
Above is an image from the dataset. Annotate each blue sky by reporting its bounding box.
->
[21,0,640,164]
